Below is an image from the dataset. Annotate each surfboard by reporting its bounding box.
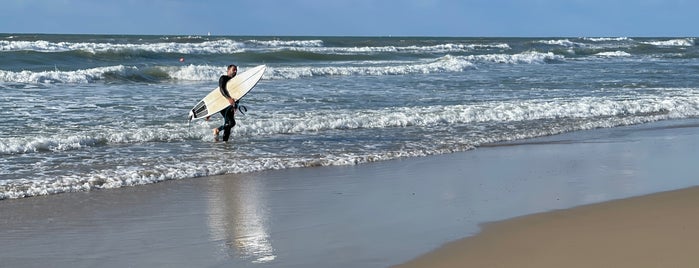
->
[188,65,266,121]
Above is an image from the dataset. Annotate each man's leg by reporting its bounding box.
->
[221,116,236,142]
[221,125,232,142]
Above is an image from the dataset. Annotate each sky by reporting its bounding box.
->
[1,0,697,37]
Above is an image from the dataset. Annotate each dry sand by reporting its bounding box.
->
[396,186,699,268]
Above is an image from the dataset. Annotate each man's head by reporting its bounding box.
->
[227,64,238,76]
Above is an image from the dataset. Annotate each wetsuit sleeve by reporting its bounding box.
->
[219,75,232,98]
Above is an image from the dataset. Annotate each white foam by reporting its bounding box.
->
[3,91,699,199]
[200,52,554,81]
[5,90,694,157]
[595,51,632,57]
[0,39,508,55]
[0,54,490,84]
[463,51,562,64]
[286,42,511,55]
[261,56,474,80]
[0,64,252,84]
[642,38,695,47]
[261,52,558,80]
[248,39,324,47]
[234,92,699,138]
[583,37,630,42]
[0,39,245,54]
[0,66,131,84]
[0,145,472,200]
[166,64,222,81]
[0,124,198,155]
[538,39,587,47]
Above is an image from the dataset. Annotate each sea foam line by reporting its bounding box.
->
[0,39,509,55]
[0,39,246,54]
[0,150,432,200]
[262,52,558,80]
[642,38,695,47]
[4,92,695,156]
[0,66,132,84]
[0,56,476,84]
[0,101,694,201]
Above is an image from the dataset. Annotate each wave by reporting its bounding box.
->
[594,51,632,57]
[0,66,133,84]
[536,38,635,51]
[0,38,509,55]
[258,52,560,80]
[0,39,246,54]
[0,65,176,84]
[248,39,324,47]
[0,51,560,84]
[641,38,695,47]
[537,39,588,47]
[2,92,697,199]
[0,151,420,199]
[3,91,696,156]
[540,37,696,48]
[582,37,631,42]
[283,42,510,55]
[464,51,562,64]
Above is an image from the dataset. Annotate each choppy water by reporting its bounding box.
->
[1,34,699,199]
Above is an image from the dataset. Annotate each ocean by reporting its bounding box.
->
[1,34,698,200]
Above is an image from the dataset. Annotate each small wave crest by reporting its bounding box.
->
[0,51,563,84]
[263,52,559,80]
[5,92,693,156]
[583,37,631,42]
[0,39,246,54]
[0,66,132,84]
[0,119,213,156]
[642,38,695,47]
[0,39,508,55]
[243,95,694,137]
[283,42,511,55]
[0,149,446,199]
[248,39,324,47]
[2,92,699,199]
[464,51,562,64]
[595,51,632,57]
[263,56,475,79]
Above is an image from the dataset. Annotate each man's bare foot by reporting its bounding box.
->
[213,128,220,142]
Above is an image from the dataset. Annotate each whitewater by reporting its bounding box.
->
[1,34,699,199]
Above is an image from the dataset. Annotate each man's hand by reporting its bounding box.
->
[228,97,236,105]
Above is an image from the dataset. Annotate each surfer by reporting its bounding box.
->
[206,64,239,142]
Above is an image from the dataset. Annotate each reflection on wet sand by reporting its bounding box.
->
[206,175,275,263]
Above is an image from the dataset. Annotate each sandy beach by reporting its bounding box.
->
[396,185,699,268]
[2,119,699,267]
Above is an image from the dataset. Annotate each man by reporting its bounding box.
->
[207,64,238,142]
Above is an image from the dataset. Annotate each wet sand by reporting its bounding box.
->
[396,186,699,268]
[2,119,699,267]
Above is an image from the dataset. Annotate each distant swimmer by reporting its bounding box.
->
[206,64,239,142]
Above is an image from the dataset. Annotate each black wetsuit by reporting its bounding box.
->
[218,75,236,142]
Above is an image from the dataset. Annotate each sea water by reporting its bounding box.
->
[1,35,699,199]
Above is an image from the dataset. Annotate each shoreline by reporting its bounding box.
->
[2,119,699,267]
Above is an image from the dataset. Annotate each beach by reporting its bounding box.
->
[395,186,699,268]
[2,119,699,267]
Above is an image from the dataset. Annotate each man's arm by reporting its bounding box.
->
[219,76,232,98]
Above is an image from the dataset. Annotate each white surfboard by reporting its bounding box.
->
[188,65,266,121]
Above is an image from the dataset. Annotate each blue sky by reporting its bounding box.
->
[2,0,697,36]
